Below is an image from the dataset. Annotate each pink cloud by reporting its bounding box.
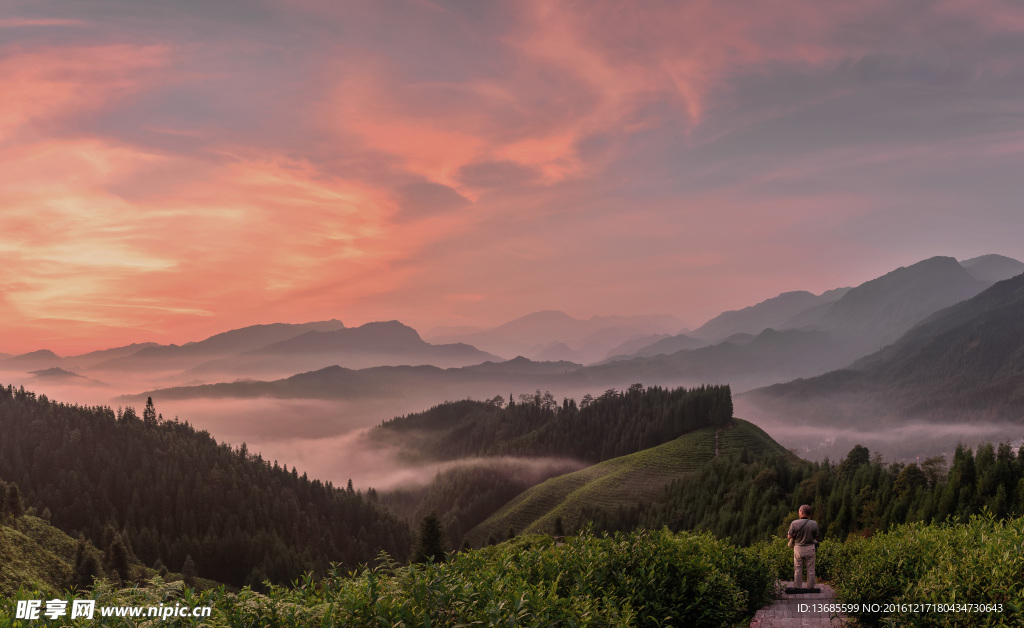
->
[2,1,1024,355]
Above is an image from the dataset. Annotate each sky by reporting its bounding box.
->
[3,0,1024,355]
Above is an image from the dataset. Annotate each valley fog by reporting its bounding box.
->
[0,366,595,491]
[737,396,1024,463]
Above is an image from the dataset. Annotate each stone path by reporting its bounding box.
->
[750,582,849,627]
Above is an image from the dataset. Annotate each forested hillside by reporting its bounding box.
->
[588,439,1024,546]
[375,383,733,463]
[0,385,412,588]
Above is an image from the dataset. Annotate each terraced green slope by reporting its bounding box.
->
[465,418,789,545]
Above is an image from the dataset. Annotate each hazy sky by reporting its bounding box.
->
[4,0,1024,354]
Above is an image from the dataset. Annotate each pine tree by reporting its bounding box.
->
[106,534,131,584]
[411,512,446,563]
[3,483,24,521]
[143,397,157,425]
[553,516,565,537]
[182,554,197,588]
[75,544,101,590]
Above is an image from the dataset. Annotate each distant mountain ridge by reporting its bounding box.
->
[424,310,684,364]
[600,255,1018,390]
[127,257,1023,402]
[961,254,1024,283]
[744,272,1024,424]
[1,319,501,386]
[690,289,850,342]
[90,320,347,372]
[186,321,501,377]
[798,256,989,350]
[602,332,706,362]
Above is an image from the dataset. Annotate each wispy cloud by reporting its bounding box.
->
[2,0,1024,353]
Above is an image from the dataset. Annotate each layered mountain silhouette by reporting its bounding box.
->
[601,332,706,362]
[744,271,1024,424]
[601,256,1015,389]
[126,255,1024,403]
[88,320,347,373]
[28,367,106,387]
[123,362,578,403]
[423,310,684,364]
[601,333,672,360]
[30,367,85,380]
[186,321,500,378]
[790,256,989,351]
[961,254,1024,283]
[2,320,498,387]
[1,349,63,371]
[689,289,850,342]
[585,328,847,391]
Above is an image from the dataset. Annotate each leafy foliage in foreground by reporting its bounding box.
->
[1,529,774,627]
[828,514,1024,627]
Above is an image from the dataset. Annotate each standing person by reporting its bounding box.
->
[788,504,820,589]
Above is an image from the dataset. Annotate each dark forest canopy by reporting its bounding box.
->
[0,384,412,588]
[375,383,734,464]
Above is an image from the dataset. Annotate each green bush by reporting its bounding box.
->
[1,529,774,627]
[830,513,1024,627]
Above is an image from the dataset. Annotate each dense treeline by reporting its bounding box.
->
[0,384,412,588]
[377,383,733,464]
[585,439,1024,544]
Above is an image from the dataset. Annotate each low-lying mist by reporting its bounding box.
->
[736,396,1024,463]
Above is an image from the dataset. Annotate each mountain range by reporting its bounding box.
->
[115,254,1024,405]
[6,253,1023,413]
[743,270,1024,425]
[423,311,685,364]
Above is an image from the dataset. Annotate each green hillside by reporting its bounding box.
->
[0,516,79,597]
[466,418,788,545]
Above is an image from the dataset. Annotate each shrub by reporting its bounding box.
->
[830,513,1024,626]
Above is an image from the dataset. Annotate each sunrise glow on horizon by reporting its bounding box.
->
[3,1,1024,355]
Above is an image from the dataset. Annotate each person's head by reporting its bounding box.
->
[799,505,812,518]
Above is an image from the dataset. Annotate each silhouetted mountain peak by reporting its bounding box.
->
[961,254,1024,283]
[691,290,841,341]
[358,320,423,341]
[189,320,346,352]
[9,349,60,360]
[30,367,83,378]
[809,255,988,348]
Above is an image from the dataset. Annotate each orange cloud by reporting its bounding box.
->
[0,44,168,142]
[4,0,1024,356]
